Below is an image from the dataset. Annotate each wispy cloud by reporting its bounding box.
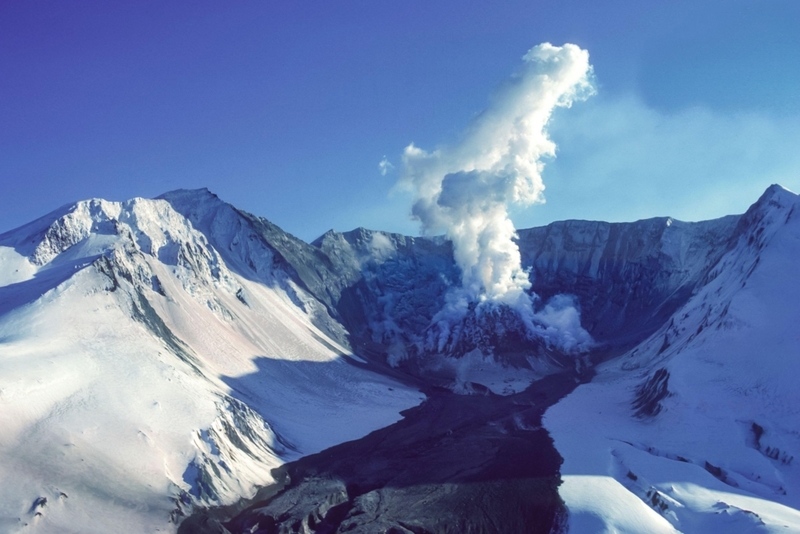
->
[378,156,394,176]
[533,95,800,226]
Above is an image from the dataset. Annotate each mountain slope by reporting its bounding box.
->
[0,195,423,534]
[545,185,800,532]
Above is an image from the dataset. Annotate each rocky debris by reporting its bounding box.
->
[632,368,670,418]
[181,372,584,534]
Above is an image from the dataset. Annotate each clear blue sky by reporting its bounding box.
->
[2,1,800,241]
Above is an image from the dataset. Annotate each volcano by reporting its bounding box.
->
[1,185,798,533]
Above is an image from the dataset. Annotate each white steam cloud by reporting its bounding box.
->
[398,43,594,348]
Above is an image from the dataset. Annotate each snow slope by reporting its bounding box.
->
[545,185,800,533]
[0,194,423,534]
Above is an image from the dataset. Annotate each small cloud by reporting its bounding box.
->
[379,156,394,176]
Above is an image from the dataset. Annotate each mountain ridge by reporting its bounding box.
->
[0,184,798,533]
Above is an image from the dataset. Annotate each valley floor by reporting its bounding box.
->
[179,371,585,534]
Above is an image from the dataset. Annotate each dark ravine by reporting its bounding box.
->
[179,371,588,534]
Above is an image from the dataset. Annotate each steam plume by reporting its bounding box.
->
[399,43,594,327]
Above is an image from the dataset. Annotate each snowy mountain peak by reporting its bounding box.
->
[762,182,797,199]
[5,196,242,311]
[0,190,424,533]
[738,182,798,226]
[157,188,224,222]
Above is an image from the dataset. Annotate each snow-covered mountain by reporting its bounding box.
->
[546,185,800,533]
[1,185,798,533]
[0,191,423,533]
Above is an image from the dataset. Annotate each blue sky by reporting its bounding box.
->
[2,1,800,241]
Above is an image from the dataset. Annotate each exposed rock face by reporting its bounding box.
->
[305,214,741,366]
[312,228,457,354]
[518,215,739,350]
